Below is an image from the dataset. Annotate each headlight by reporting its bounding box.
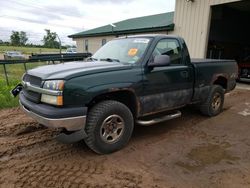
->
[43,80,64,91]
[41,80,64,106]
[41,94,63,106]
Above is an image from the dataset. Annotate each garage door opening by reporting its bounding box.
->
[207,1,250,81]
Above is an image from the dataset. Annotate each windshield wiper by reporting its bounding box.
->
[100,58,120,62]
[86,57,98,61]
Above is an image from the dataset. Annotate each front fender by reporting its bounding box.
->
[84,82,136,103]
[64,82,137,106]
[63,66,143,106]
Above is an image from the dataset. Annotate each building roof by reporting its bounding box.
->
[69,12,174,38]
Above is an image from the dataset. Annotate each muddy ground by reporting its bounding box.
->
[0,85,250,188]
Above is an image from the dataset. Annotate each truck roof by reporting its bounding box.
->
[119,34,180,39]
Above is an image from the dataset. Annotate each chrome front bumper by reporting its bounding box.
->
[20,103,86,131]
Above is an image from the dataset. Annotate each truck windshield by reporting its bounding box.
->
[92,38,151,64]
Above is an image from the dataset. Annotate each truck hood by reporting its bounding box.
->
[27,61,133,80]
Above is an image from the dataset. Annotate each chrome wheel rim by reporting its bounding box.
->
[211,93,222,111]
[100,115,125,144]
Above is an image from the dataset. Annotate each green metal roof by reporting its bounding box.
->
[69,12,174,38]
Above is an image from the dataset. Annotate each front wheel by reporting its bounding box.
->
[84,100,134,154]
[199,85,225,117]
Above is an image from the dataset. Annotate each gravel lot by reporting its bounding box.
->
[0,84,250,188]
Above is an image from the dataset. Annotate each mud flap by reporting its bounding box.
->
[56,129,87,144]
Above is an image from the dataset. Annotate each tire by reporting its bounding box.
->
[199,85,225,117]
[84,100,134,154]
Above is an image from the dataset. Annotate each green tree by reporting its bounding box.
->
[20,31,28,45]
[10,31,20,46]
[10,31,28,46]
[42,29,59,48]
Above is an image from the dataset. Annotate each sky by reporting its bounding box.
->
[0,0,175,45]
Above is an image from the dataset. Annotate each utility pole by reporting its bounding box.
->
[56,34,62,54]
[110,23,116,36]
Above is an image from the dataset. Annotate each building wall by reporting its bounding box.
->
[73,31,172,54]
[74,36,115,54]
[173,0,241,58]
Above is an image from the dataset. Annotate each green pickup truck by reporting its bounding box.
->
[14,35,238,154]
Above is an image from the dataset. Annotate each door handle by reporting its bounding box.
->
[180,71,189,78]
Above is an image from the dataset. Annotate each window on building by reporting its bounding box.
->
[85,39,88,52]
[152,39,182,64]
[102,39,107,46]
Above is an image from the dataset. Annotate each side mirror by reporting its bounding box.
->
[148,55,171,67]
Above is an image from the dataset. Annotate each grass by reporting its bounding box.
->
[0,45,64,55]
[0,78,20,109]
[0,62,47,109]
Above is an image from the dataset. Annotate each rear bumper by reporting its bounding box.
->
[19,92,87,131]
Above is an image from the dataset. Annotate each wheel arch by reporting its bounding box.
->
[213,75,228,90]
[87,89,140,118]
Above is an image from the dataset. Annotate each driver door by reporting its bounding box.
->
[141,38,193,115]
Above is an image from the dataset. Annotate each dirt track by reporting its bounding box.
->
[0,87,250,188]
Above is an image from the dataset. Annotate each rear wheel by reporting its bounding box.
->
[84,100,134,154]
[199,85,225,117]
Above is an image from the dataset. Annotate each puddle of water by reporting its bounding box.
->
[176,143,239,172]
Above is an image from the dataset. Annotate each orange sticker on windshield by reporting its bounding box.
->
[128,48,138,56]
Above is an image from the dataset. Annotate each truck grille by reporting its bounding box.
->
[23,74,42,103]
[23,74,42,87]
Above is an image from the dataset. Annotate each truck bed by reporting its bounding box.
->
[190,58,238,103]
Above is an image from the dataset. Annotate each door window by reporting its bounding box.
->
[85,39,88,52]
[153,39,182,64]
[102,39,107,46]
